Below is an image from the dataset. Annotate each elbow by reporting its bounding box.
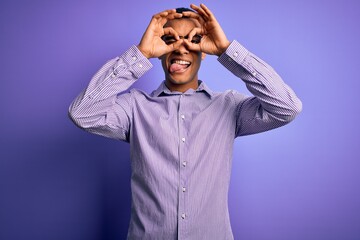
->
[68,109,79,127]
[292,97,303,117]
[284,97,303,122]
[68,107,85,129]
[270,96,302,123]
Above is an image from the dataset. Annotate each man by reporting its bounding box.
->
[69,4,302,239]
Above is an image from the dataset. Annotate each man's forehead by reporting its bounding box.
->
[164,17,201,29]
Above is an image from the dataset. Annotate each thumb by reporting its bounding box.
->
[184,39,201,52]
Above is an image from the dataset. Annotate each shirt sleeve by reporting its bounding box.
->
[68,45,152,142]
[218,40,302,137]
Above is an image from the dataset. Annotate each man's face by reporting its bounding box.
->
[160,17,205,90]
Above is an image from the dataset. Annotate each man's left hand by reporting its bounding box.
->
[182,4,231,56]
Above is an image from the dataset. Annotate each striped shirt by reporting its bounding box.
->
[69,40,302,240]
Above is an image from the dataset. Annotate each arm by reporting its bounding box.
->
[185,4,302,136]
[218,40,302,136]
[69,9,184,141]
[68,46,152,141]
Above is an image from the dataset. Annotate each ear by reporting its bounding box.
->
[201,52,206,60]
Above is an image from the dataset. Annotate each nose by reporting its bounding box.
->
[174,39,189,55]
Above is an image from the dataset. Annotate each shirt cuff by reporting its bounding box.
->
[218,40,249,72]
[114,45,153,79]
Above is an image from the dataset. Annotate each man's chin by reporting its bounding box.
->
[167,77,191,85]
[165,71,198,88]
[168,71,187,79]
[167,77,199,87]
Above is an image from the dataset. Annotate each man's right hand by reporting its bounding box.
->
[137,9,183,59]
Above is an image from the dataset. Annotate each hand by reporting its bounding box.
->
[137,10,184,59]
[182,4,231,56]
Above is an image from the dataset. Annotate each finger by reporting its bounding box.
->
[187,27,204,41]
[181,11,205,25]
[183,39,201,52]
[160,10,182,20]
[158,11,182,24]
[153,12,168,20]
[199,3,215,20]
[163,27,180,40]
[153,9,180,23]
[153,9,176,19]
[166,12,183,20]
[166,40,184,53]
[151,11,170,26]
[158,12,183,27]
[190,4,209,21]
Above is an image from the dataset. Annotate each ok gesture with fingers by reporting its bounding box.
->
[138,10,183,59]
[182,4,231,56]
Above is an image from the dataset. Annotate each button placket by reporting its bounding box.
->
[178,94,187,234]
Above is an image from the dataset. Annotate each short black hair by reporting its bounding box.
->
[176,7,195,14]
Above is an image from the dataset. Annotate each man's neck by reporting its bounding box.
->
[165,80,199,93]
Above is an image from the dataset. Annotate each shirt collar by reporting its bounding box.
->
[152,80,214,98]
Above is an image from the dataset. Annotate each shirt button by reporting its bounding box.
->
[252,71,257,77]
[182,187,186,192]
[181,213,186,219]
[132,56,137,61]
[182,161,187,167]
[228,58,232,62]
[181,137,185,142]
[233,52,238,57]
[181,114,185,120]
[138,63,143,68]
[111,73,116,78]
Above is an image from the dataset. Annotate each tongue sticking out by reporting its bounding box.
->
[169,63,188,73]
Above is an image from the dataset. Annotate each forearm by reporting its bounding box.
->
[218,40,302,121]
[69,45,152,134]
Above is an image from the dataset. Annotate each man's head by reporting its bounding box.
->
[159,7,206,92]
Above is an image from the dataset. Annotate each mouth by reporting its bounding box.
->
[169,59,191,74]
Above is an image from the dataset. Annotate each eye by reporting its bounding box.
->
[191,35,202,44]
[161,35,177,45]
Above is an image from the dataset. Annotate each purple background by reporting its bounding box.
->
[1,0,359,239]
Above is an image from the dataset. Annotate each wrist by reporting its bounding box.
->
[137,45,151,59]
[217,40,231,57]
